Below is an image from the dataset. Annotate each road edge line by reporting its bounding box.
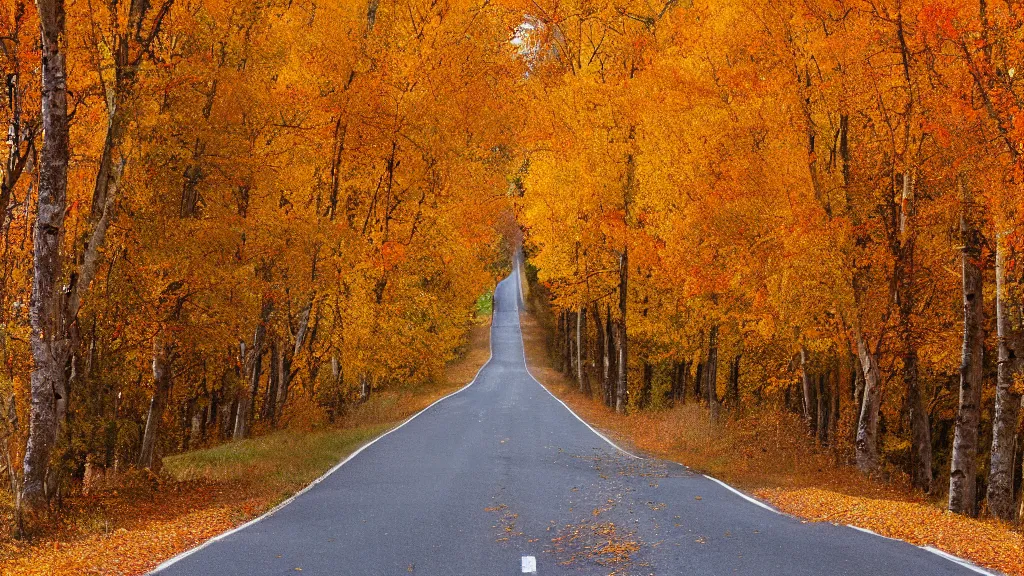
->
[513,262,641,461]
[846,526,1000,575]
[149,289,499,574]
[920,546,1000,576]
[703,475,779,513]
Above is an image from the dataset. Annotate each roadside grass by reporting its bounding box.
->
[518,310,1024,576]
[0,320,492,576]
[164,424,390,492]
[475,290,494,317]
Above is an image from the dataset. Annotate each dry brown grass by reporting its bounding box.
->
[519,311,1024,576]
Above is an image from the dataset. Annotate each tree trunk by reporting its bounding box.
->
[852,353,865,446]
[563,311,572,376]
[577,307,589,394]
[855,332,882,473]
[949,193,985,517]
[905,348,932,491]
[800,346,816,434]
[273,300,310,422]
[728,355,741,410]
[276,348,290,420]
[695,362,704,402]
[681,360,690,405]
[329,354,345,421]
[138,334,173,469]
[22,0,71,510]
[189,405,203,448]
[895,166,933,492]
[830,366,840,448]
[264,340,280,423]
[672,361,688,405]
[615,250,628,414]
[986,233,1022,521]
[605,305,615,408]
[817,374,828,446]
[706,325,719,424]
[359,373,371,402]
[639,361,653,409]
[615,320,628,414]
[592,303,603,397]
[234,299,272,441]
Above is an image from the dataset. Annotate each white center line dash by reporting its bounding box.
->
[521,555,537,574]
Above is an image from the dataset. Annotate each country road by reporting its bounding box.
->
[153,267,989,576]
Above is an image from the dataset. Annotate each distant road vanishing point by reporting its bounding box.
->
[153,266,989,576]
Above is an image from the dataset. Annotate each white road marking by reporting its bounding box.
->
[846,525,999,574]
[521,555,537,573]
[921,546,998,575]
[148,280,505,575]
[703,475,778,513]
[846,524,892,539]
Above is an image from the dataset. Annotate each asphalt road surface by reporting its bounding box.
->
[153,266,990,576]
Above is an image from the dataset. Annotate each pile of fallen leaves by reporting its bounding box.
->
[758,488,1024,575]
[549,520,640,571]
[1,480,277,576]
[519,312,1024,576]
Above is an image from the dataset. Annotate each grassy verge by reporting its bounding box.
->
[0,320,491,576]
[518,310,1024,576]
[475,290,494,317]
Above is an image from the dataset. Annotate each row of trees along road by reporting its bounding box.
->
[515,0,1024,522]
[1,0,526,532]
[3,0,1024,537]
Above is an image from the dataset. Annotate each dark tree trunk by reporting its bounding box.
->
[329,354,345,421]
[563,311,572,376]
[906,348,932,491]
[22,0,71,509]
[681,360,690,404]
[800,347,816,434]
[830,366,840,448]
[591,303,603,398]
[817,374,828,446]
[615,249,628,414]
[276,347,290,421]
[615,319,628,414]
[949,190,984,517]
[234,299,272,440]
[706,326,719,424]
[577,307,589,394]
[264,340,280,423]
[986,235,1022,520]
[639,361,652,409]
[605,306,616,409]
[359,373,371,402]
[695,362,704,402]
[672,361,690,405]
[728,355,741,409]
[138,334,173,469]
